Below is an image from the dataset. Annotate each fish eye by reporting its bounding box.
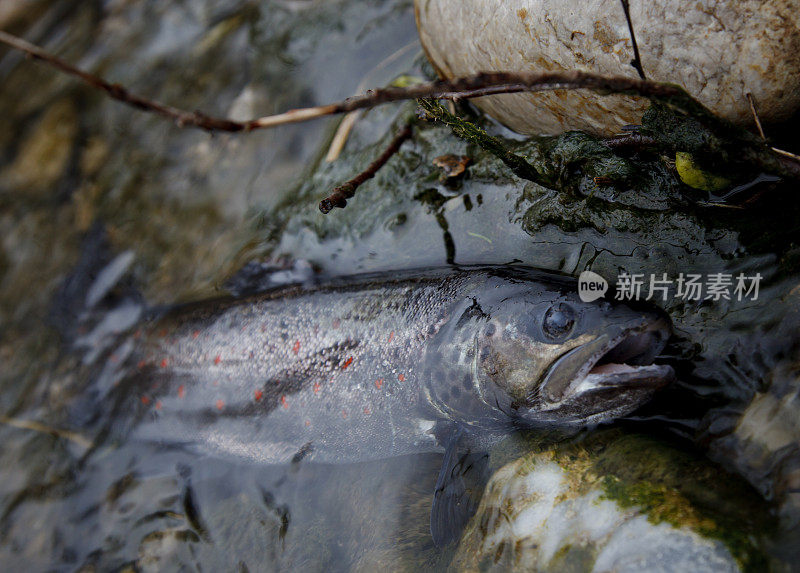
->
[542,303,576,339]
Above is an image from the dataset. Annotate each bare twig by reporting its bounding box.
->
[326,111,362,162]
[746,93,767,140]
[619,0,646,80]
[319,124,413,213]
[0,415,93,449]
[0,30,249,132]
[0,29,712,132]
[604,133,657,149]
[3,29,799,182]
[325,41,418,162]
[772,147,800,161]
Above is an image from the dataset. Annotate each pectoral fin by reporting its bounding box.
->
[430,426,489,547]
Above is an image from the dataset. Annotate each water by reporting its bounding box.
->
[1,0,800,570]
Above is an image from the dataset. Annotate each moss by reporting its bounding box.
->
[418,98,541,183]
[417,98,688,220]
[577,431,774,572]
[601,476,718,531]
[484,431,772,572]
[640,103,767,186]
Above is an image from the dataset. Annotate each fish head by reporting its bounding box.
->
[465,277,674,427]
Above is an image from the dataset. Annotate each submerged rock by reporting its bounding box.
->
[450,430,772,572]
[0,97,78,196]
[415,0,800,134]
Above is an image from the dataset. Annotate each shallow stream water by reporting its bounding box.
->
[2,1,800,570]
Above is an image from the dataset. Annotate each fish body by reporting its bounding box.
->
[95,267,673,464]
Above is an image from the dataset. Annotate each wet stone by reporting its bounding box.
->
[0,98,79,196]
[451,429,773,572]
[416,0,800,135]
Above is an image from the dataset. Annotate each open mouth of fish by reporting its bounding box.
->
[541,318,675,403]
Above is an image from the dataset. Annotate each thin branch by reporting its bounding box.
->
[0,29,713,133]
[3,29,799,181]
[772,147,800,161]
[0,30,249,132]
[319,124,413,213]
[604,133,657,149]
[746,93,767,140]
[326,110,361,162]
[619,0,647,80]
[0,415,93,449]
[325,41,418,162]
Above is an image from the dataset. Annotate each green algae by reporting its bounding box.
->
[576,431,772,572]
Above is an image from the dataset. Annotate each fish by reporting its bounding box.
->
[85,265,674,544]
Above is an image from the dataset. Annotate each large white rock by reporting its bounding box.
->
[415,0,800,135]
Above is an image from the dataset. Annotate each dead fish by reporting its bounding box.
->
[86,266,674,544]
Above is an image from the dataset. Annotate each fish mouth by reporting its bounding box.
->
[540,316,675,404]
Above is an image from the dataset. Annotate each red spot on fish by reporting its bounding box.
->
[305,420,310,427]
[293,340,300,355]
[140,396,150,406]
[254,389,263,401]
[216,399,224,411]
[332,319,340,329]
[375,379,384,390]
[192,330,200,339]
[134,329,142,339]
[398,373,406,382]
[159,329,167,338]
[363,407,370,415]
[281,395,288,409]
[178,385,185,398]
[109,353,119,364]
[160,358,168,368]
[214,354,222,365]
[213,380,219,387]
[313,382,321,394]
[342,357,353,370]
[155,401,162,410]
[137,360,146,369]
[341,411,348,419]
[388,331,394,343]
